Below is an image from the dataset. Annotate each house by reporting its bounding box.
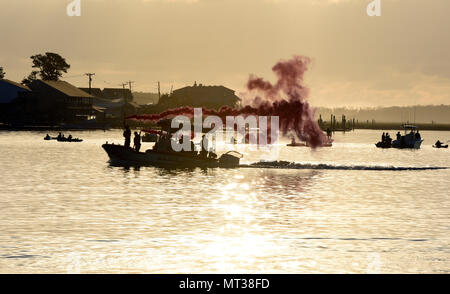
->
[0,79,31,122]
[158,83,241,109]
[26,80,97,123]
[78,87,104,99]
[102,88,134,102]
[0,79,30,104]
[78,88,141,120]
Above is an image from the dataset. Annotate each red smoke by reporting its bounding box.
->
[127,55,327,148]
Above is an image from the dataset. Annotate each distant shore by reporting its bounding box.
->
[338,122,450,132]
[0,124,108,132]
[1,122,450,132]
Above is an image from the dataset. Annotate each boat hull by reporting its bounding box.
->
[375,141,392,149]
[287,142,332,147]
[102,144,240,168]
[57,138,83,142]
[433,145,448,149]
[392,139,423,149]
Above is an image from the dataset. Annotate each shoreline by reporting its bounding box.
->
[1,122,450,132]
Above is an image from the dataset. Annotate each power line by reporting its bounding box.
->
[63,74,85,79]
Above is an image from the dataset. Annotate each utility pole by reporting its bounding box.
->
[120,83,128,126]
[126,81,135,102]
[127,80,135,93]
[158,81,161,100]
[120,82,129,101]
[85,73,95,94]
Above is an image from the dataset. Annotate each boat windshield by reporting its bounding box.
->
[402,124,418,129]
[402,125,418,134]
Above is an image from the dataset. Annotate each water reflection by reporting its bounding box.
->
[107,161,213,176]
[194,169,319,272]
[0,130,449,273]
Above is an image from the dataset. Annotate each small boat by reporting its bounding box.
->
[57,137,83,143]
[102,143,242,168]
[44,135,56,141]
[287,140,333,147]
[375,141,391,149]
[433,144,448,149]
[391,125,423,149]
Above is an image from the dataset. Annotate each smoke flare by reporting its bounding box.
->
[127,55,327,148]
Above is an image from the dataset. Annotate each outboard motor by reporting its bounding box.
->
[219,151,243,168]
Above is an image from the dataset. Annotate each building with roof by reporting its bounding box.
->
[0,79,31,104]
[78,88,141,120]
[24,80,97,123]
[78,87,104,99]
[0,79,31,122]
[158,83,241,110]
[102,88,133,102]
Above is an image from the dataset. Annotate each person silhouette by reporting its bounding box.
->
[200,135,209,158]
[123,125,131,148]
[133,131,141,152]
[326,128,332,140]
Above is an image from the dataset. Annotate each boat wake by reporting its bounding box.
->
[240,161,448,171]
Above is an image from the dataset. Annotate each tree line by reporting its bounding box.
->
[0,52,70,86]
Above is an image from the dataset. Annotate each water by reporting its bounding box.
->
[0,129,449,273]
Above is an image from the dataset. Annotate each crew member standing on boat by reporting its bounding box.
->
[201,134,209,158]
[326,128,332,140]
[123,125,131,148]
[415,131,421,140]
[133,131,141,152]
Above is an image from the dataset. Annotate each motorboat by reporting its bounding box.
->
[391,125,423,149]
[44,134,56,141]
[102,143,243,168]
[287,138,333,147]
[433,141,448,149]
[375,141,392,149]
[57,137,83,142]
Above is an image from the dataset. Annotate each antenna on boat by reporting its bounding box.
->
[414,105,417,125]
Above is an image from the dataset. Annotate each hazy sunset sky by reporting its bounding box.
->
[1,0,449,107]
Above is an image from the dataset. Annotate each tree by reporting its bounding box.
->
[21,71,38,87]
[29,52,70,81]
[0,67,5,79]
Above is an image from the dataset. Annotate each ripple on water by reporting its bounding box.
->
[0,129,449,273]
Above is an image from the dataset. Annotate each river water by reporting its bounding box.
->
[0,129,449,273]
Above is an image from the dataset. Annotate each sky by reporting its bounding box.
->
[1,0,449,108]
